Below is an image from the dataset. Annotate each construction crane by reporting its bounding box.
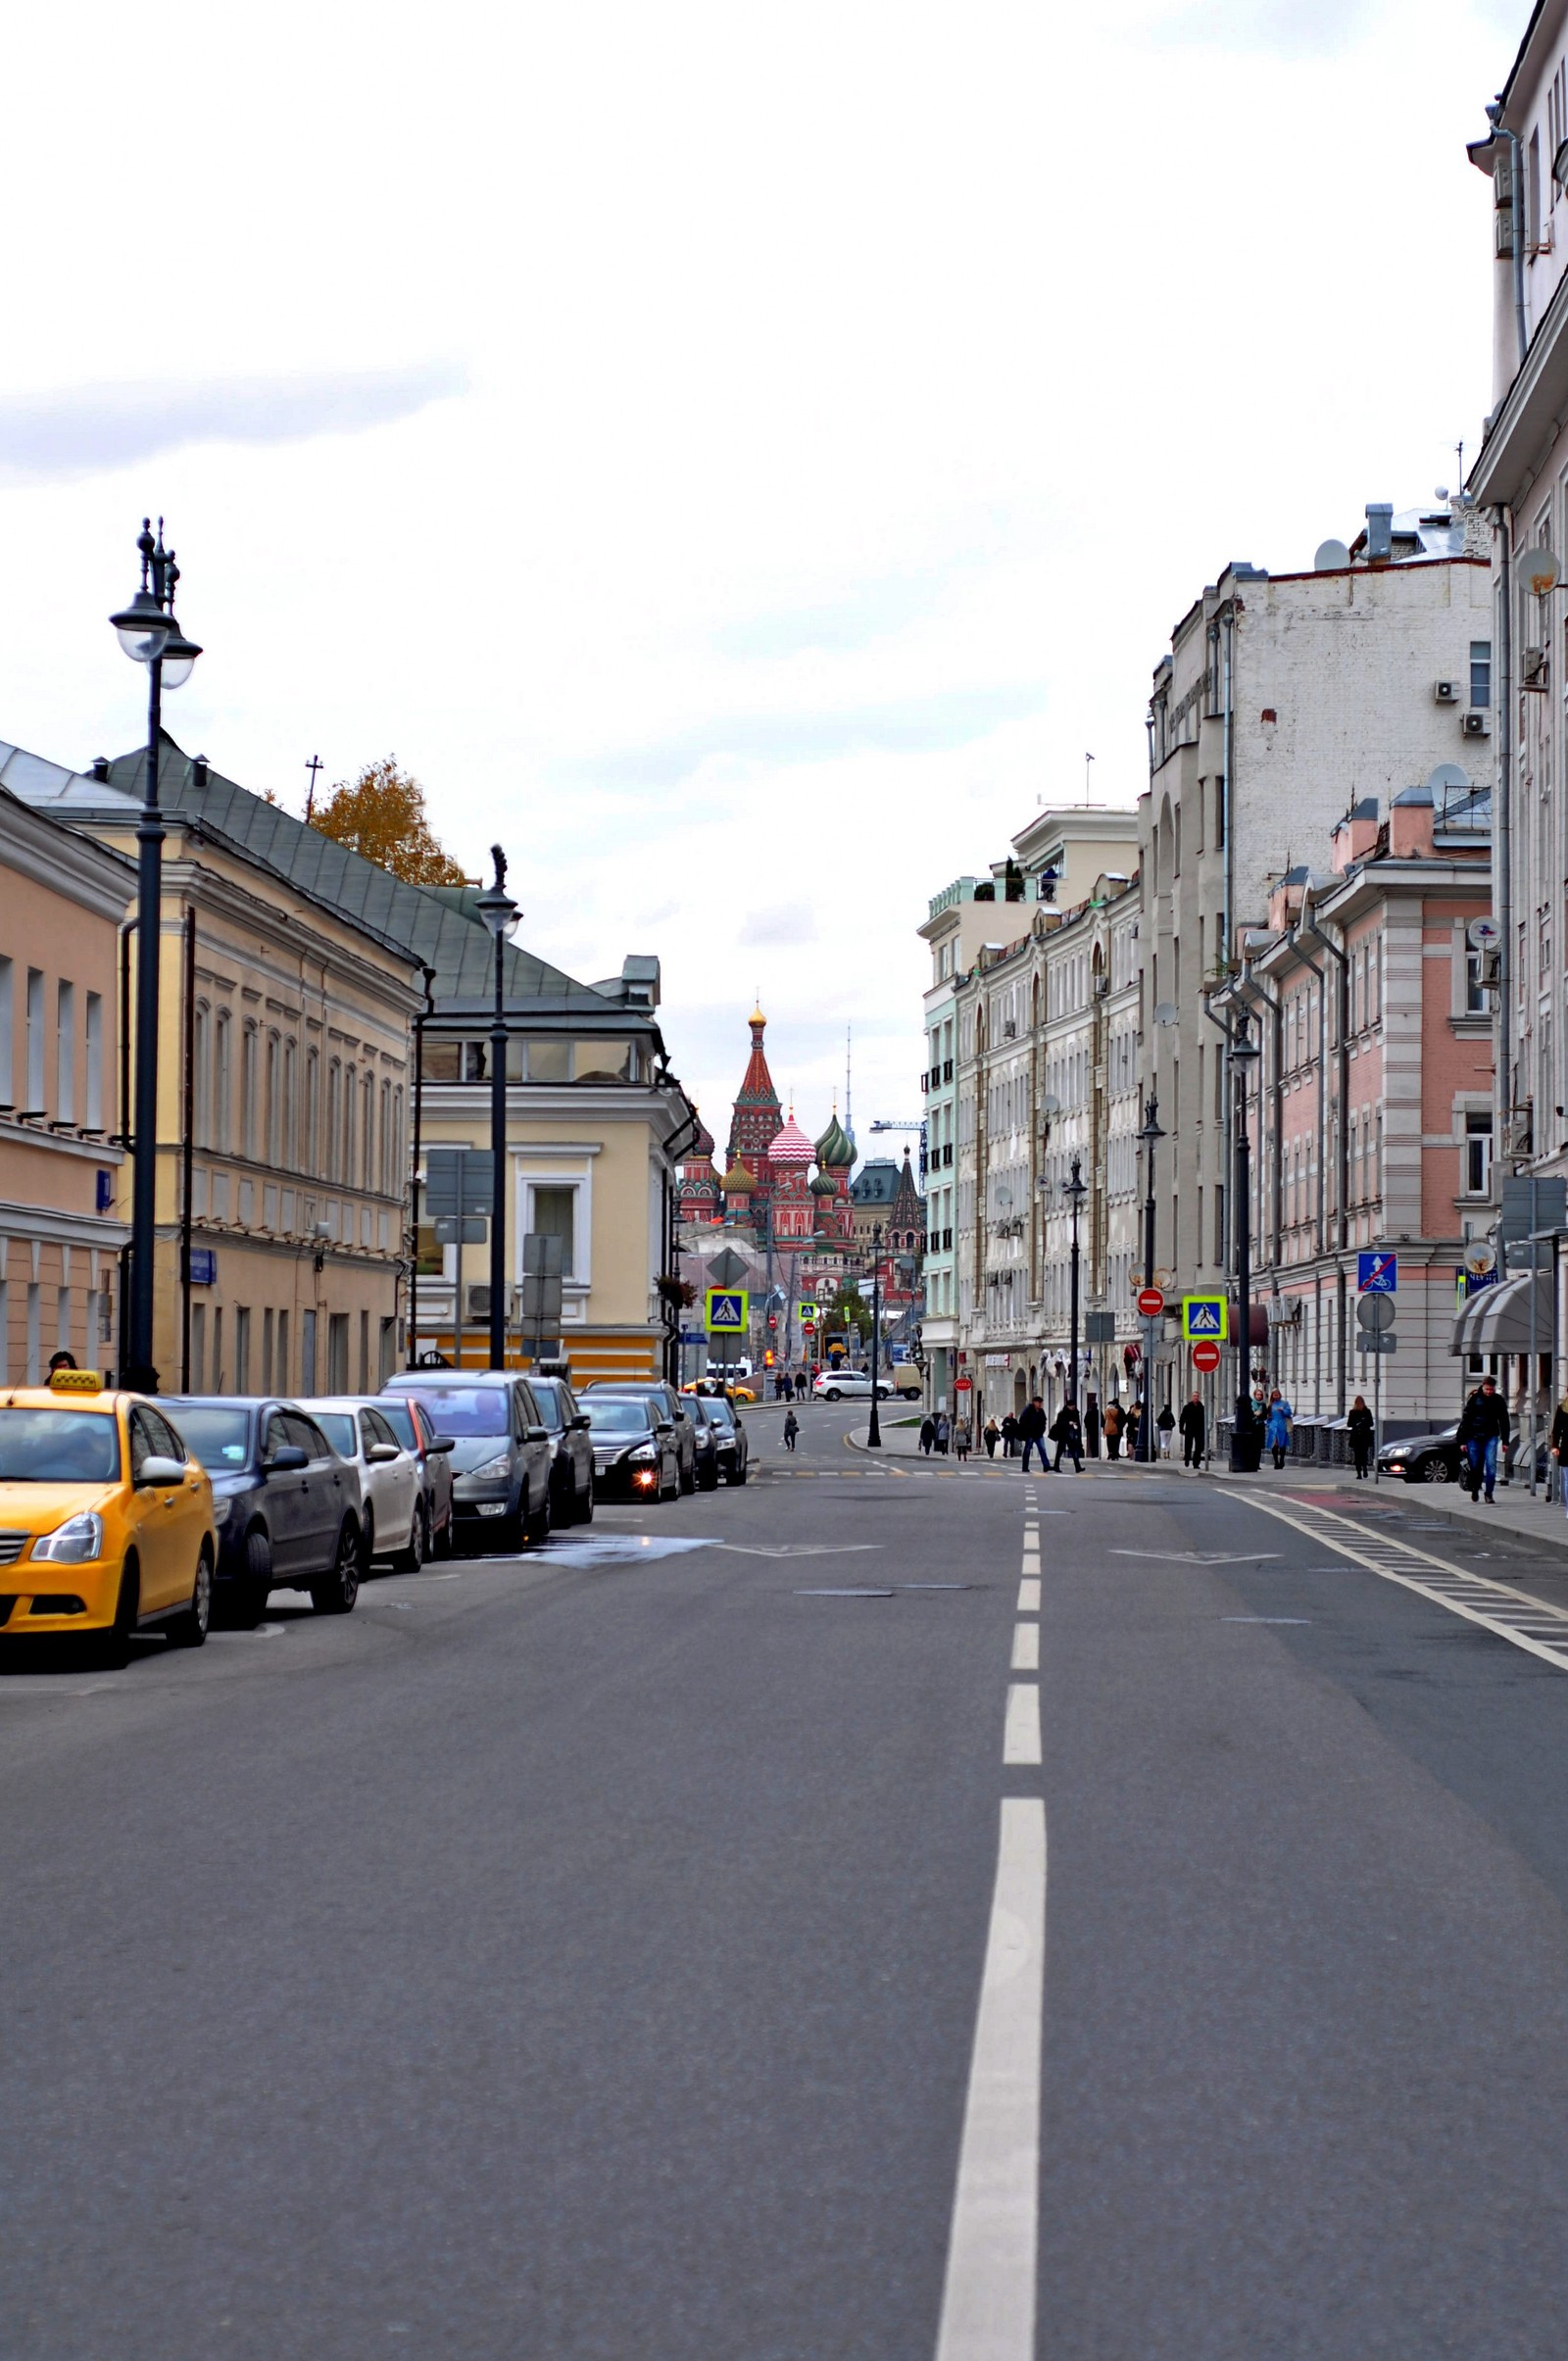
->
[869,1117,928,1181]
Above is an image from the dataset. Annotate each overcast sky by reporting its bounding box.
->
[1,0,1523,1159]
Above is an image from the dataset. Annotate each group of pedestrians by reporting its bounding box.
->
[917,1410,972,1459]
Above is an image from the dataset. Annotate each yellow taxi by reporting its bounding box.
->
[0,1370,216,1661]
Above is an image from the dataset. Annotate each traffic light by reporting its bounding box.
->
[763,1349,774,1366]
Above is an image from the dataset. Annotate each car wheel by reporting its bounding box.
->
[661,1459,677,1501]
[825,1388,842,1402]
[553,1468,577,1529]
[392,1502,427,1572]
[97,1555,139,1669]
[699,1462,719,1492]
[679,1456,696,1496]
[578,1473,594,1525]
[432,1502,452,1558]
[523,1482,552,1547]
[1419,1456,1452,1484]
[725,1463,747,1486]
[311,1520,362,1615]
[222,1529,272,1627]
[166,1545,213,1648]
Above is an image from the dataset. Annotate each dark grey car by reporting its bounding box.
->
[584,1382,698,1494]
[692,1394,749,1488]
[162,1398,368,1623]
[527,1374,595,1525]
[381,1371,553,1550]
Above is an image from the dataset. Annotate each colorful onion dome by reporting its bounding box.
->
[769,1111,814,1165]
[720,1159,754,1194]
[813,1109,856,1169]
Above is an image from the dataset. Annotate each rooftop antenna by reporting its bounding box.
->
[845,1024,853,1143]
[1084,751,1095,805]
[305,754,323,821]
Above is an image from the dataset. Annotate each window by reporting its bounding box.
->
[362,1073,375,1191]
[1471,640,1493,710]
[306,1050,319,1174]
[56,980,74,1122]
[235,1306,252,1393]
[0,957,11,1103]
[241,1024,258,1157]
[25,968,44,1112]
[262,1306,274,1394]
[266,1034,281,1163]
[528,1184,576,1277]
[85,992,103,1129]
[327,1312,350,1393]
[1464,1111,1493,1196]
[194,1004,211,1144]
[327,1062,342,1181]
[214,1011,232,1152]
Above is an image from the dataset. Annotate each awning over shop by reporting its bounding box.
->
[1449,1270,1554,1355]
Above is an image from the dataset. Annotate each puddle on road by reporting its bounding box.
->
[536,1536,715,1570]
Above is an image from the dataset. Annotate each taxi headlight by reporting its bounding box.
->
[32,1510,104,1564]
[470,1453,511,1482]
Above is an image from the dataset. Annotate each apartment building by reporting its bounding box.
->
[0,775,130,1379]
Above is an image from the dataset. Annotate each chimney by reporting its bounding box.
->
[1365,502,1394,563]
[1389,785,1435,859]
[192,754,209,790]
[1332,798,1381,873]
[90,756,110,781]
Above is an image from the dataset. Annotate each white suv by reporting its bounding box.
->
[812,1369,894,1402]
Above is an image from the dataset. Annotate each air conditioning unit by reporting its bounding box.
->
[1461,711,1491,738]
[1434,679,1458,704]
[1505,1115,1535,1159]
[1003,1020,1017,1039]
[466,1284,522,1322]
[1522,645,1548,690]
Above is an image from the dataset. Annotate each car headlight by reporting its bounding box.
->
[628,1445,658,1463]
[470,1454,511,1481]
[212,1497,235,1526]
[32,1510,104,1564]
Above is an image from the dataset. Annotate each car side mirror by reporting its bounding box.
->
[569,1413,590,1432]
[137,1454,187,1487]
[367,1442,401,1463]
[525,1425,550,1444]
[266,1445,309,1473]
[426,1435,456,1455]
[654,1419,674,1435]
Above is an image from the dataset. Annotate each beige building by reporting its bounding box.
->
[9,740,422,1395]
[0,774,131,1378]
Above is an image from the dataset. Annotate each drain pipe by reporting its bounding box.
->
[1487,106,1529,372]
[1494,504,1514,1173]
[1303,891,1349,1413]
[1238,962,1285,1276]
[1287,926,1333,1419]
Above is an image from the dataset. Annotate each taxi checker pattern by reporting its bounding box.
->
[0,1370,216,1655]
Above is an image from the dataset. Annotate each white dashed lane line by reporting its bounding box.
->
[1017,1578,1041,1613]
[1011,1624,1040,1671]
[1004,1682,1042,1765]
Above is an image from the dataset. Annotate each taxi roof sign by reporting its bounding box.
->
[49,1367,104,1393]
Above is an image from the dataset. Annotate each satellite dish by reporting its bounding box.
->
[1153,1002,1179,1027]
[1435,485,1449,501]
[1467,916,1501,949]
[1464,1244,1495,1275]
[1314,538,1351,571]
[1519,544,1560,597]
[1426,762,1471,794]
[1042,1093,1062,1114]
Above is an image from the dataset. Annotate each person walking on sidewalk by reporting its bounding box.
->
[1551,1392,1568,1514]
[1179,1394,1206,1468]
[1051,1401,1085,1473]
[1084,1392,1102,1459]
[1103,1400,1122,1460]
[1347,1395,1374,1480]
[954,1413,972,1462]
[1457,1375,1510,1502]
[1264,1389,1294,1471]
[1156,1401,1175,1457]
[983,1415,1000,1459]
[1001,1411,1019,1458]
[934,1411,951,1456]
[918,1413,935,1456]
[783,1408,800,1452]
[1016,1395,1049,1474]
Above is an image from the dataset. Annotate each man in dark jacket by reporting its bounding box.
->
[1178,1394,1206,1468]
[1016,1396,1049,1474]
[1050,1401,1084,1473]
[1457,1376,1510,1502]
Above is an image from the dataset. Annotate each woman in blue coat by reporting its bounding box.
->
[1264,1389,1294,1471]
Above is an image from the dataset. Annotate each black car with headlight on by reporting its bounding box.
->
[691,1394,749,1488]
[1377,1423,1462,1484]
[582,1397,679,1500]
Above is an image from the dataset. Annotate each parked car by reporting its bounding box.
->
[691,1394,749,1487]
[584,1382,699,1492]
[812,1368,894,1402]
[381,1371,554,1550]
[373,1392,455,1557]
[299,1399,427,1569]
[581,1396,681,1499]
[887,1364,923,1400]
[0,1371,216,1661]
[1376,1423,1462,1484]
[163,1397,367,1622]
[526,1371,595,1525]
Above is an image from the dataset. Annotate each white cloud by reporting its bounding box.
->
[0,0,1518,1148]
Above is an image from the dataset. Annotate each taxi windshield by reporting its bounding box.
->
[171,1407,252,1467]
[0,1409,122,1482]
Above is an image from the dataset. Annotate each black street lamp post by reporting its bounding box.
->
[1063,1155,1087,1412]
[1229,1008,1262,1472]
[476,848,517,1372]
[1138,1095,1165,1461]
[867,1223,884,1448]
[109,519,202,1391]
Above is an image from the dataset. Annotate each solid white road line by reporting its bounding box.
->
[935,1797,1047,2361]
[1003,1682,1042,1765]
[1010,1623,1040,1671]
[1017,1578,1041,1612]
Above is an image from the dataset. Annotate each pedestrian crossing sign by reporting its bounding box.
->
[706,1288,748,1334]
[1181,1295,1228,1341]
[797,1300,818,1321]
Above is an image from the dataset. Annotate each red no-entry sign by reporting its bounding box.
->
[956,1375,972,1392]
[1192,1340,1221,1374]
[1137,1286,1165,1319]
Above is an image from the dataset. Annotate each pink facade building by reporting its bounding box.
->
[1220,779,1493,1431]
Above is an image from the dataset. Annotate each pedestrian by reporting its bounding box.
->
[1051,1400,1084,1473]
[1000,1411,1017,1458]
[983,1415,1000,1459]
[1157,1401,1175,1457]
[1347,1394,1374,1479]
[934,1410,951,1455]
[783,1408,800,1452]
[1016,1394,1049,1473]
[47,1350,77,1375]
[782,1372,794,1402]
[954,1414,972,1462]
[1103,1400,1122,1460]
[1179,1393,1206,1468]
[1124,1399,1142,1460]
[1457,1374,1510,1502]
[1084,1391,1102,1459]
[1550,1391,1568,1515]
[1265,1388,1294,1471]
[919,1414,935,1456]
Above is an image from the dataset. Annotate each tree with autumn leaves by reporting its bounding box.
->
[311,757,469,887]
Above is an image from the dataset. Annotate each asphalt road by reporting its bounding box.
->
[7,1412,1568,2357]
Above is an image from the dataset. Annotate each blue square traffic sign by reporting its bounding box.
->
[1357,1252,1397,1294]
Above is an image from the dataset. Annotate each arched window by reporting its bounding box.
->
[266,1032,281,1164]
[193,1002,212,1146]
[283,1040,298,1167]
[306,1049,319,1174]
[362,1072,375,1190]
[241,1023,258,1158]
[327,1062,342,1182]
[214,1010,231,1153]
